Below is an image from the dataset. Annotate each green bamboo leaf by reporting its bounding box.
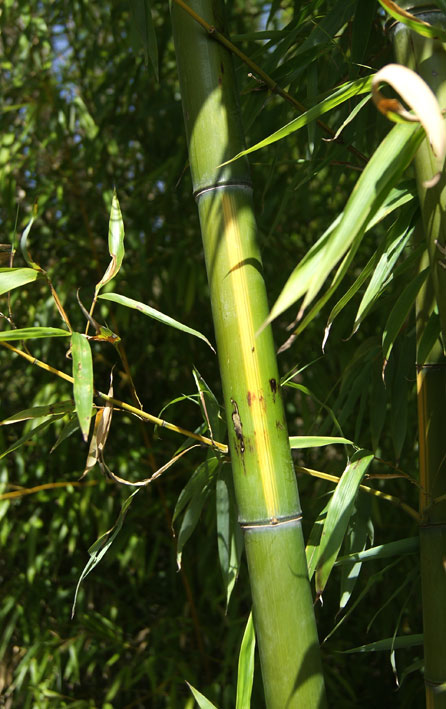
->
[0,327,70,341]
[306,507,328,581]
[95,189,125,293]
[0,401,74,425]
[289,435,354,449]
[267,124,424,322]
[0,267,40,295]
[186,683,218,709]
[193,367,225,442]
[174,456,219,569]
[99,292,215,351]
[50,414,81,452]
[235,612,255,709]
[351,207,415,335]
[223,75,373,164]
[336,536,419,565]
[268,123,424,326]
[417,311,441,364]
[339,493,372,611]
[71,489,140,617]
[378,0,446,42]
[216,466,243,607]
[71,332,94,442]
[0,417,64,460]
[382,267,429,369]
[315,450,374,599]
[19,206,42,271]
[129,0,159,80]
[340,634,424,654]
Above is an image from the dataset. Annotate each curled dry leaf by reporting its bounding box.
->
[372,64,446,171]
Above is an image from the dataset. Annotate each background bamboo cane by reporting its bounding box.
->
[170,0,327,705]
[390,4,446,705]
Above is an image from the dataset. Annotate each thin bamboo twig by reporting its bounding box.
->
[296,465,420,521]
[0,341,229,454]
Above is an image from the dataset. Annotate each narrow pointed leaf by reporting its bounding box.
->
[185,683,218,709]
[216,466,243,607]
[341,634,424,654]
[95,189,125,292]
[289,435,354,449]
[99,292,215,351]
[0,327,70,341]
[0,268,40,295]
[0,401,74,425]
[268,123,424,325]
[236,612,255,709]
[382,267,429,368]
[223,75,373,164]
[129,0,159,80]
[71,332,94,442]
[336,536,419,565]
[72,489,140,617]
[315,450,374,598]
[0,418,64,460]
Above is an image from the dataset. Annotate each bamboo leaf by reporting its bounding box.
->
[336,537,419,565]
[377,0,446,42]
[193,366,225,442]
[71,332,94,442]
[417,311,441,364]
[174,456,219,569]
[0,401,74,425]
[95,189,125,293]
[0,267,40,295]
[351,208,415,335]
[340,634,424,653]
[99,292,215,351]
[223,75,373,164]
[71,489,140,617]
[339,493,372,611]
[0,327,70,341]
[0,417,64,460]
[372,63,446,164]
[289,436,354,449]
[185,683,219,709]
[267,123,424,326]
[235,612,255,709]
[382,267,429,370]
[315,450,374,599]
[216,465,243,607]
[129,0,159,81]
[19,205,42,270]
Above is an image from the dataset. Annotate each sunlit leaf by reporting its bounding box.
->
[99,292,215,351]
[336,536,419,565]
[341,634,423,654]
[289,435,354,449]
[0,401,74,425]
[71,332,94,442]
[216,465,243,607]
[267,123,424,326]
[0,327,70,341]
[95,189,125,293]
[236,612,255,709]
[0,417,64,460]
[223,75,373,164]
[186,683,218,709]
[377,0,446,42]
[315,450,374,599]
[0,267,40,295]
[372,63,446,165]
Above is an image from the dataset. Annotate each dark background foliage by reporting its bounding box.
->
[0,0,424,706]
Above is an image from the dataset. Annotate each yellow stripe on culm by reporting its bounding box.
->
[221,192,279,517]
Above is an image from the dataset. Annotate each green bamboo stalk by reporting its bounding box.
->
[170,0,326,706]
[390,5,446,706]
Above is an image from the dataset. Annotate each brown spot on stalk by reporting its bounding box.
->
[247,391,255,406]
[269,378,277,401]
